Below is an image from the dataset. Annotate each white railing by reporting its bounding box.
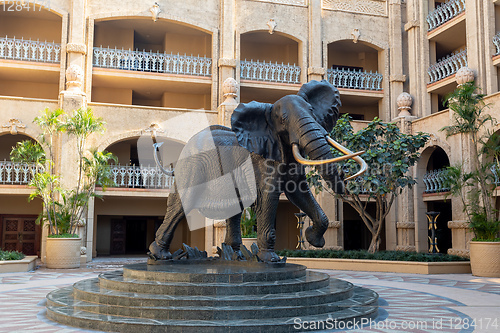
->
[240,59,301,84]
[93,47,212,77]
[0,160,42,185]
[426,0,465,32]
[427,49,467,84]
[0,36,60,63]
[492,164,500,186]
[109,164,174,189]
[493,32,500,56]
[423,169,450,193]
[327,67,383,91]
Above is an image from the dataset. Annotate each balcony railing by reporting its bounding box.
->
[426,0,465,32]
[108,164,174,190]
[493,32,500,56]
[240,60,301,84]
[423,169,450,193]
[0,36,61,63]
[427,49,467,84]
[0,160,42,185]
[327,67,383,91]
[93,47,212,77]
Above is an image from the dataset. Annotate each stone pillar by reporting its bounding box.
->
[388,0,406,120]
[67,0,87,70]
[212,220,227,254]
[483,0,498,94]
[323,221,342,251]
[218,77,239,127]
[395,222,416,251]
[219,0,237,105]
[447,220,473,257]
[308,0,324,81]
[465,0,487,90]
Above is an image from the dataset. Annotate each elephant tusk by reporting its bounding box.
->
[151,132,174,176]
[292,143,365,166]
[325,136,368,181]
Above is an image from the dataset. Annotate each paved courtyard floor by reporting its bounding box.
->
[0,257,499,333]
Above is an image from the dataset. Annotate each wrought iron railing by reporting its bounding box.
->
[492,164,500,186]
[423,169,450,193]
[493,32,500,56]
[0,36,60,63]
[0,160,42,185]
[93,47,212,77]
[427,49,467,84]
[426,0,465,32]
[327,67,383,91]
[108,164,174,189]
[240,59,301,84]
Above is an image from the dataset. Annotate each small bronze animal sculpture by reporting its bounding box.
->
[149,80,366,262]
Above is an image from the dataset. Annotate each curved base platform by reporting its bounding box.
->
[46,261,378,332]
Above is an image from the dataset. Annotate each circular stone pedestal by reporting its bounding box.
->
[46,261,378,332]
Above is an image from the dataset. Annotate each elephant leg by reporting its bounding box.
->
[284,178,328,248]
[224,212,245,259]
[255,190,281,262]
[148,191,187,260]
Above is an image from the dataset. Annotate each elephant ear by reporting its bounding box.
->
[297,80,341,133]
[231,101,282,161]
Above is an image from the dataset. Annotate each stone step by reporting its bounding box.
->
[123,262,307,283]
[46,286,378,333]
[99,270,330,296]
[69,277,354,308]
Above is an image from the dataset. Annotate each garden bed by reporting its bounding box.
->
[0,256,38,273]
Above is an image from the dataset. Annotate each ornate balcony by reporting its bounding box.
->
[427,49,467,84]
[426,0,465,32]
[0,160,42,185]
[327,67,383,91]
[493,32,500,56]
[108,164,174,190]
[492,164,500,186]
[240,60,301,84]
[0,36,61,63]
[423,169,450,193]
[92,47,212,77]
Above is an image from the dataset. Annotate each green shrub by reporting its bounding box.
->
[47,233,80,238]
[276,249,468,262]
[0,250,26,261]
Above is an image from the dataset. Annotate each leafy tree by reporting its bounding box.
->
[308,115,429,253]
[441,82,500,241]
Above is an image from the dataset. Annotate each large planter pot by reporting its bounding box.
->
[470,241,500,277]
[46,237,82,269]
[242,238,257,250]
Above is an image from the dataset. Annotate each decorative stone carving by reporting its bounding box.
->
[455,66,474,86]
[76,219,86,227]
[351,29,360,43]
[307,67,326,76]
[65,64,84,93]
[222,78,238,105]
[150,2,161,22]
[218,58,237,68]
[2,118,26,135]
[396,92,412,117]
[213,220,227,228]
[396,221,415,229]
[328,221,341,228]
[322,0,387,17]
[66,43,86,55]
[390,74,407,83]
[143,123,165,137]
[251,0,307,6]
[448,220,470,229]
[395,245,416,252]
[447,248,470,257]
[80,246,87,255]
[267,19,277,34]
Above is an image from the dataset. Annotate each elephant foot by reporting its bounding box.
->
[234,250,246,261]
[257,249,281,263]
[305,226,325,248]
[148,241,172,260]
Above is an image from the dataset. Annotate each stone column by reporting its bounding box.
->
[388,0,406,120]
[447,220,473,257]
[395,222,416,251]
[212,220,227,254]
[219,0,237,105]
[308,0,324,81]
[464,0,487,89]
[218,78,239,127]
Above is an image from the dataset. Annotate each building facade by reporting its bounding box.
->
[0,0,498,262]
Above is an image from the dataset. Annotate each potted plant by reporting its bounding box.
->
[442,82,500,277]
[10,108,116,268]
[240,206,257,249]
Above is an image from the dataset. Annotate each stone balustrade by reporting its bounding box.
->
[93,47,212,77]
[0,160,42,185]
[427,49,467,84]
[494,32,500,56]
[0,36,60,63]
[108,164,174,189]
[426,0,465,32]
[240,59,301,84]
[327,67,383,91]
[423,169,450,193]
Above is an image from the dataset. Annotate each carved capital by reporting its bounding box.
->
[395,245,416,252]
[219,58,237,68]
[328,221,341,229]
[404,20,419,31]
[447,248,470,257]
[390,74,407,83]
[307,67,326,76]
[2,118,26,135]
[66,43,86,55]
[65,64,84,93]
[396,221,415,229]
[213,220,227,228]
[267,18,277,34]
[447,220,470,229]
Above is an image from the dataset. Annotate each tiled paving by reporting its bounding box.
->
[0,258,499,332]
